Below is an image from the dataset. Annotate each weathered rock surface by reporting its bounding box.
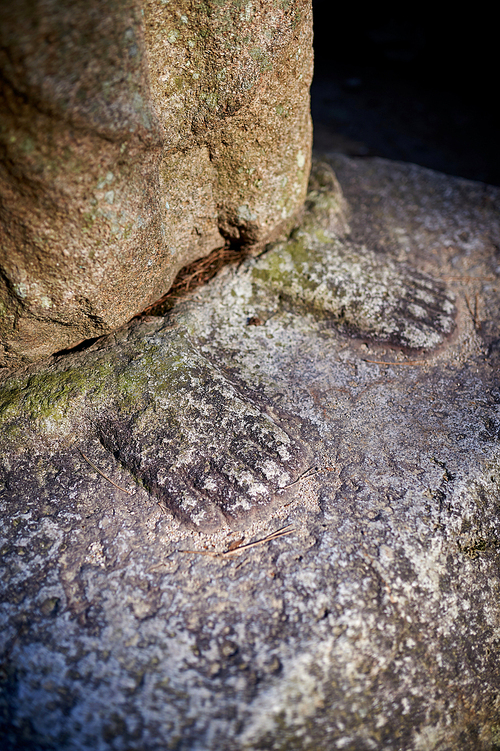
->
[144,0,313,252]
[0,0,312,365]
[1,155,500,749]
[251,168,456,350]
[0,319,311,533]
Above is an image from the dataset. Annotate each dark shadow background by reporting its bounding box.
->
[311,6,499,186]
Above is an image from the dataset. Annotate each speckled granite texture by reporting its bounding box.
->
[1,154,500,750]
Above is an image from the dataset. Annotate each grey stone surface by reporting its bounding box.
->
[0,0,312,365]
[1,155,500,749]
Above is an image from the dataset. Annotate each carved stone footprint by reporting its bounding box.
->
[0,320,311,532]
[251,228,455,350]
[94,331,311,531]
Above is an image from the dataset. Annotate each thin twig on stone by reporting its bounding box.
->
[222,525,295,554]
[442,275,496,283]
[139,245,247,316]
[362,359,425,366]
[78,450,132,495]
[281,465,321,489]
[180,524,295,557]
[464,292,481,332]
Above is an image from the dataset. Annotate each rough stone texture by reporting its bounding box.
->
[2,155,500,749]
[0,0,312,366]
[0,0,165,363]
[0,319,311,532]
[250,162,456,350]
[144,0,313,251]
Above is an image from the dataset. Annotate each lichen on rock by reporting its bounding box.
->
[1,155,500,750]
[249,165,456,350]
[0,0,313,365]
[93,330,312,530]
[0,319,311,532]
[252,232,456,350]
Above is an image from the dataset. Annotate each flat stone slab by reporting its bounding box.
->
[1,155,500,750]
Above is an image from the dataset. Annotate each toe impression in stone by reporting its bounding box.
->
[95,338,311,532]
[252,235,456,351]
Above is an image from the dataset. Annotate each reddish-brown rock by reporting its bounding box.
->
[0,0,313,365]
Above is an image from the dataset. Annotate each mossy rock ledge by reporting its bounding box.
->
[2,155,500,750]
